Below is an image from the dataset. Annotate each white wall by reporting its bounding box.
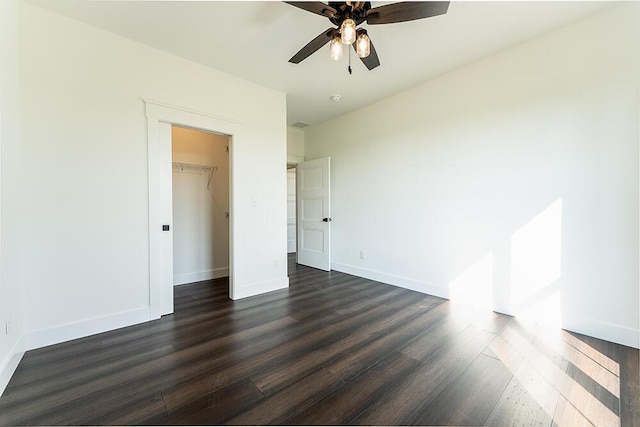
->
[16,2,287,349]
[0,0,26,396]
[305,4,640,348]
[172,126,229,285]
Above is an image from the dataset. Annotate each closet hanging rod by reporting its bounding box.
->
[172,162,217,172]
[173,162,218,189]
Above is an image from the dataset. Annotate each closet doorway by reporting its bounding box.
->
[171,126,230,290]
[287,164,297,255]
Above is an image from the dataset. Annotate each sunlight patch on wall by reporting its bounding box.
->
[510,199,563,326]
[449,252,494,309]
[517,291,563,327]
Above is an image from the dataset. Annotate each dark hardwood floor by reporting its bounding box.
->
[1,254,638,426]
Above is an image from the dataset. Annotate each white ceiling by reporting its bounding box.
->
[26,0,614,126]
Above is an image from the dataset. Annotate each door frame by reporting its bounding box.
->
[287,154,304,263]
[286,165,297,255]
[146,100,241,318]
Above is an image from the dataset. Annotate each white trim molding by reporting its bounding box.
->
[560,316,640,350]
[145,99,242,126]
[0,337,25,397]
[332,261,639,349]
[145,99,241,318]
[23,307,152,352]
[331,262,450,300]
[231,277,289,300]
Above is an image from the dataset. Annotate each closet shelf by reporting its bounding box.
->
[172,162,218,189]
[172,162,217,172]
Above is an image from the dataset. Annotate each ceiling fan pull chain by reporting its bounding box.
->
[348,46,353,75]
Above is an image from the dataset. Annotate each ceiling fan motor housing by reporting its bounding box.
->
[327,1,372,26]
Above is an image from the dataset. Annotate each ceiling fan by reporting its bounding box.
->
[286,1,450,72]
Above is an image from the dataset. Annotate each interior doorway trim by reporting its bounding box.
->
[145,100,241,319]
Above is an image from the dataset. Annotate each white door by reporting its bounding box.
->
[296,157,331,271]
[158,121,174,315]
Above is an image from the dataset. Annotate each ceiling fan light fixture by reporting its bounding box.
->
[340,18,357,44]
[356,30,370,58]
[287,1,451,72]
[329,36,343,61]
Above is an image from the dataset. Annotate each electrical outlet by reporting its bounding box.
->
[273,260,279,268]
[360,250,366,260]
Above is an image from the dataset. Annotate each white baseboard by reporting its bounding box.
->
[231,276,289,300]
[493,305,639,350]
[287,240,296,253]
[174,267,229,286]
[331,262,449,300]
[24,307,152,351]
[0,336,25,397]
[333,262,639,349]
[561,316,640,349]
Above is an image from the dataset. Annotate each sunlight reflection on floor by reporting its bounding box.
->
[487,319,620,426]
[447,197,623,426]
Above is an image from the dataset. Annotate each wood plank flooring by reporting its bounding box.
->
[0,254,638,426]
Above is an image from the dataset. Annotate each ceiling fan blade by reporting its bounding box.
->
[285,2,337,19]
[289,28,335,64]
[366,1,449,25]
[353,38,380,70]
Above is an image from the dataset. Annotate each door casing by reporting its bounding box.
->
[146,100,240,318]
